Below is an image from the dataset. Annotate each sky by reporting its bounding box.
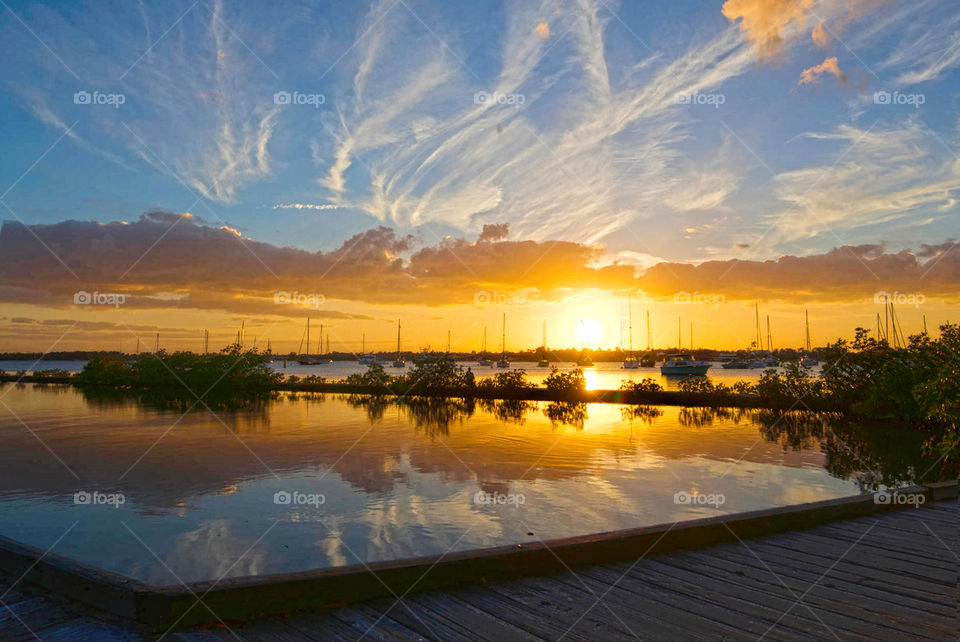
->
[0,0,957,353]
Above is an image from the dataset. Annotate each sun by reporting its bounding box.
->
[576,316,606,348]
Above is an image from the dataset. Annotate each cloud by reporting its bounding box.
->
[0,213,635,309]
[638,243,960,303]
[534,21,551,40]
[797,56,847,85]
[721,0,814,58]
[811,21,830,47]
[272,203,345,211]
[896,30,960,85]
[308,0,760,249]
[1,213,955,309]
[755,122,960,249]
[722,0,884,59]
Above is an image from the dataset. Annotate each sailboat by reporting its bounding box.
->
[576,319,594,367]
[639,310,655,367]
[358,333,378,365]
[622,298,639,369]
[537,320,550,367]
[801,310,819,366]
[477,327,493,366]
[763,315,778,367]
[496,313,510,368]
[298,318,322,365]
[316,323,333,364]
[392,320,405,368]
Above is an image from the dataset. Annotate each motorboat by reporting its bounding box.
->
[721,360,751,369]
[660,353,711,376]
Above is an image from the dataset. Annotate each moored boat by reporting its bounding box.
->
[660,353,711,376]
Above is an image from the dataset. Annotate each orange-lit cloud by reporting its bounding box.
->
[723,0,885,58]
[534,21,550,40]
[0,213,956,312]
[811,20,829,47]
[721,0,814,58]
[637,243,959,303]
[798,56,846,85]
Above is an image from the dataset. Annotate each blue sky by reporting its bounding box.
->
[2,0,957,266]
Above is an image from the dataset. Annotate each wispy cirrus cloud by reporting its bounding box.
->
[314,0,759,249]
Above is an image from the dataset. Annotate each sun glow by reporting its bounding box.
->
[576,316,607,348]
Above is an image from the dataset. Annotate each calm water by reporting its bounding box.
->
[0,383,882,586]
[3,359,815,391]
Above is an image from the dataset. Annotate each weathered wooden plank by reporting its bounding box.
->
[362,595,492,641]
[443,586,600,642]
[494,571,726,640]
[30,618,145,642]
[758,532,955,587]
[329,603,430,641]
[641,550,954,639]
[669,542,954,614]
[588,556,879,640]
[765,529,955,582]
[543,566,771,640]
[583,560,878,641]
[659,545,953,621]
[818,522,956,566]
[407,591,543,641]
[460,578,655,641]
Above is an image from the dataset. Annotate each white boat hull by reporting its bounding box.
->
[660,363,711,376]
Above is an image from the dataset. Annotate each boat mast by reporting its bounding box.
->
[628,297,633,357]
[318,323,324,354]
[396,320,401,359]
[677,315,681,350]
[805,310,811,352]
[647,310,651,350]
[755,302,761,350]
[766,315,772,351]
[306,318,310,356]
[501,313,506,360]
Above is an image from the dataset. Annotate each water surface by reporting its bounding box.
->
[0,383,905,586]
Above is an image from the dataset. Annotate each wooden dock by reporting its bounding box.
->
[0,498,955,640]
